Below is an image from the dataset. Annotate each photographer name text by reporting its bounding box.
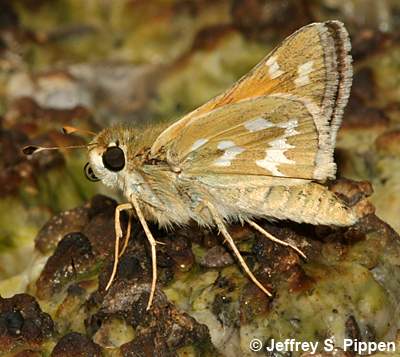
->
[249,338,396,354]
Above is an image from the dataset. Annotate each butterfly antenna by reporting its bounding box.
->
[22,124,98,156]
[22,144,88,156]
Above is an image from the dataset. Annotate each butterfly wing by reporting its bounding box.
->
[167,95,320,179]
[151,21,352,181]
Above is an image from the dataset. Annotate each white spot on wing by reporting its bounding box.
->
[266,56,284,79]
[244,117,274,132]
[214,141,245,167]
[217,141,235,150]
[256,119,299,176]
[294,61,314,87]
[190,138,208,151]
[277,119,299,136]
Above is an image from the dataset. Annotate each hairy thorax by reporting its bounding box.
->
[119,165,195,227]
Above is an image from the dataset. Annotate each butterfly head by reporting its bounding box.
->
[22,125,134,189]
[85,126,133,188]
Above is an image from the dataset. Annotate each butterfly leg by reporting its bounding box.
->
[119,210,132,258]
[206,202,272,297]
[130,194,157,310]
[105,203,133,291]
[246,220,307,259]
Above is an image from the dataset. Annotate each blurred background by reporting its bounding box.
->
[1,0,400,355]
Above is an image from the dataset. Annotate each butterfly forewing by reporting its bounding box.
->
[152,21,352,181]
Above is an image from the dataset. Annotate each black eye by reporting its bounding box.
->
[84,163,99,182]
[102,146,125,172]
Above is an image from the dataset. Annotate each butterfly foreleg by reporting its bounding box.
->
[246,220,307,259]
[119,210,132,258]
[206,201,272,297]
[106,202,133,291]
[130,194,158,310]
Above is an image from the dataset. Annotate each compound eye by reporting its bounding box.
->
[102,146,125,172]
[84,163,99,182]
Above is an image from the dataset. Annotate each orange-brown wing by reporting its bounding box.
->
[172,95,321,179]
[151,21,352,180]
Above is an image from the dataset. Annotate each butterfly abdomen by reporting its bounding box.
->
[206,182,358,227]
[259,183,358,226]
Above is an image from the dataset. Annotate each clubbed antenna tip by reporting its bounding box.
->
[62,126,96,136]
[22,145,40,156]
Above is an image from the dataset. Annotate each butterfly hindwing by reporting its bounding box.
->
[151,21,352,181]
[169,95,318,179]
